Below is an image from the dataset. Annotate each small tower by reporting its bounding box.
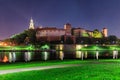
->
[64,23,72,36]
[29,18,34,29]
[102,28,108,37]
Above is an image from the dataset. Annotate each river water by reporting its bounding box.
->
[0,44,119,62]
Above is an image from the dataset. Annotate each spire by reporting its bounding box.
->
[29,17,34,29]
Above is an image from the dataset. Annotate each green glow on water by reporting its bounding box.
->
[109,45,120,50]
[26,45,34,50]
[0,45,35,50]
[81,45,110,51]
[41,44,50,50]
[0,45,120,51]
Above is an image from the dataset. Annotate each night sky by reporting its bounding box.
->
[0,0,120,40]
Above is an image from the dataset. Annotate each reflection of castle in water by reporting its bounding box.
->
[0,45,119,63]
[29,18,108,42]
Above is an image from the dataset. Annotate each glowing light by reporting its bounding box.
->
[3,55,8,63]
[0,42,8,46]
[41,44,50,50]
[12,52,16,62]
[96,50,99,60]
[84,44,88,47]
[113,50,118,59]
[59,51,64,60]
[82,32,89,37]
[4,43,7,46]
[76,45,82,50]
[25,52,31,62]
[76,51,82,58]
[42,51,49,61]
[44,52,48,61]
[93,30,103,38]
[27,45,35,50]
[9,52,16,62]
[9,52,12,63]
[59,44,63,50]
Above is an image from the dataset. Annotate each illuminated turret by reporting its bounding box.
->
[64,23,72,36]
[102,28,108,37]
[29,18,34,29]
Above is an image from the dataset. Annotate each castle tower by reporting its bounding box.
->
[102,28,108,37]
[29,18,34,29]
[64,23,72,36]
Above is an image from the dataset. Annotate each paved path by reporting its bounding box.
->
[0,64,80,75]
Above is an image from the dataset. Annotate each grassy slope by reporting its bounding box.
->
[1,60,120,80]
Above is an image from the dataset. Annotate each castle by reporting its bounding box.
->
[29,18,108,42]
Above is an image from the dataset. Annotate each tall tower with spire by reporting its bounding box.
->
[29,18,34,29]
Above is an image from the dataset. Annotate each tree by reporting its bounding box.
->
[11,32,27,45]
[108,35,118,44]
[117,39,120,45]
[66,36,73,44]
[101,37,109,44]
[9,29,36,45]
[76,37,91,44]
[24,29,36,44]
[61,35,64,43]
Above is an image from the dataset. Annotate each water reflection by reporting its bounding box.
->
[96,50,99,60]
[0,44,119,62]
[113,49,118,59]
[41,51,49,61]
[76,51,82,59]
[3,54,8,62]
[24,52,31,62]
[59,51,64,60]
[85,51,88,59]
[9,52,16,62]
[56,44,64,50]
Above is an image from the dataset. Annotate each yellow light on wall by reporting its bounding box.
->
[76,45,82,50]
[59,44,63,50]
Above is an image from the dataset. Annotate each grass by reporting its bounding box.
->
[0,59,89,70]
[1,59,120,80]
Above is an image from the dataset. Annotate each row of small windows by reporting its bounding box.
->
[36,31,65,34]
[38,30,65,32]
